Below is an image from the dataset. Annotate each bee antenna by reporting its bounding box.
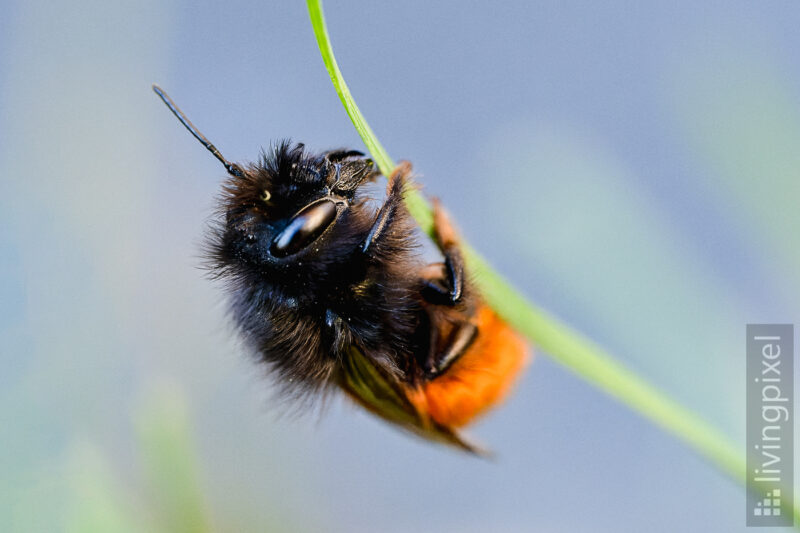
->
[152,84,244,177]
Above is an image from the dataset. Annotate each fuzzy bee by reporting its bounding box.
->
[153,85,529,452]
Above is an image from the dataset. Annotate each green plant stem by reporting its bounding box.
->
[307,0,793,523]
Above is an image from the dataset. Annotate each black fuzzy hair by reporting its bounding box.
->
[204,143,423,399]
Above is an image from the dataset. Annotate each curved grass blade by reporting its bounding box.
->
[306,0,793,523]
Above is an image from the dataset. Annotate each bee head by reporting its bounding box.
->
[152,85,378,284]
[215,142,377,267]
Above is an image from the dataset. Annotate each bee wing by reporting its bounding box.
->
[338,346,487,455]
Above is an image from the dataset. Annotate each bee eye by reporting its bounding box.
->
[260,189,271,202]
[270,199,337,257]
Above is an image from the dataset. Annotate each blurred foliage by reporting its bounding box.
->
[135,385,214,533]
[66,444,142,533]
[672,55,800,293]
[6,384,286,533]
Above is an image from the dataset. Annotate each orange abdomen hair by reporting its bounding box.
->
[411,305,530,428]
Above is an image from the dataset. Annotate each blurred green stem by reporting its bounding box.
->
[137,386,213,533]
[304,0,782,521]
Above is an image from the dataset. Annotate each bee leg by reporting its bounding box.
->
[420,264,452,305]
[424,321,478,378]
[361,161,412,254]
[420,199,464,306]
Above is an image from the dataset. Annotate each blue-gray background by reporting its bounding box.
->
[2,1,799,531]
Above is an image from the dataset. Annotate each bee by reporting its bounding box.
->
[153,85,529,452]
